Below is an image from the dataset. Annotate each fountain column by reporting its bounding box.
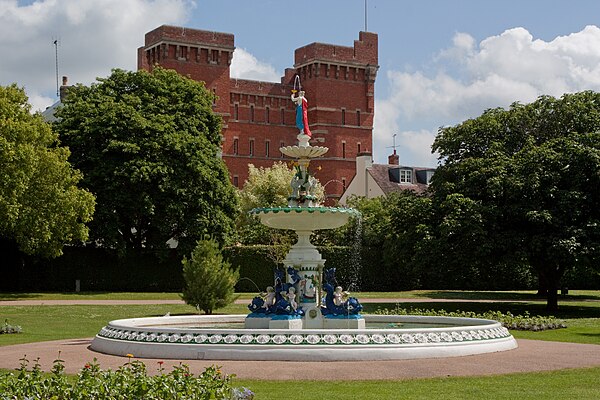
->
[283,230,325,328]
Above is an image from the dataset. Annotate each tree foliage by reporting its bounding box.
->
[235,162,324,252]
[54,68,238,254]
[431,91,600,310]
[0,84,94,258]
[344,192,435,290]
[235,162,295,248]
[181,238,239,314]
[238,162,296,213]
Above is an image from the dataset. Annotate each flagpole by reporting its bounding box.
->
[364,0,368,31]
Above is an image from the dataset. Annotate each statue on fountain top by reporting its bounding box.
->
[291,89,311,139]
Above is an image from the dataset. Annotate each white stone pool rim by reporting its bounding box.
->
[90,314,518,361]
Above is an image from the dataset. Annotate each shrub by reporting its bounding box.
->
[0,355,254,399]
[0,319,21,334]
[181,239,239,314]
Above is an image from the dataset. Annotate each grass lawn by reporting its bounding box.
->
[2,289,599,302]
[0,304,195,346]
[238,367,600,399]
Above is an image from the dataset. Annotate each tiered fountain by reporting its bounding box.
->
[90,86,517,361]
[245,132,364,331]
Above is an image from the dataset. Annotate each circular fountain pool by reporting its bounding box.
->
[90,314,517,361]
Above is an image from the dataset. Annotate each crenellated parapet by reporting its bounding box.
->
[294,31,378,67]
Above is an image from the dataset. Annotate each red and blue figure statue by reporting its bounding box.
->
[291,76,312,137]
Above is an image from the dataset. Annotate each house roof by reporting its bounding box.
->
[367,164,433,195]
[41,100,61,122]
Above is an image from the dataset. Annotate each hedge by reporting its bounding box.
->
[1,245,596,293]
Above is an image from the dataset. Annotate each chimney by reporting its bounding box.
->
[59,76,69,102]
[388,149,399,165]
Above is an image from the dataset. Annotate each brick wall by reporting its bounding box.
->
[138,25,378,202]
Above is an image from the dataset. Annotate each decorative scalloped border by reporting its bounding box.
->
[250,207,361,216]
[280,145,328,159]
[98,327,511,346]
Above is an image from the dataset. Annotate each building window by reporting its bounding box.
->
[249,139,255,156]
[233,138,239,155]
[234,103,239,120]
[357,142,361,154]
[250,105,255,122]
[356,110,361,126]
[212,88,217,106]
[280,108,285,125]
[399,169,412,183]
[265,107,270,124]
[342,178,347,192]
[341,109,346,125]
[342,141,346,159]
[265,140,270,157]
[233,175,239,188]
[280,141,285,157]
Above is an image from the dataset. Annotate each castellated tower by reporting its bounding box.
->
[138,25,378,203]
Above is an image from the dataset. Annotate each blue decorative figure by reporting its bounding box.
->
[321,268,363,316]
[247,296,266,314]
[248,266,303,316]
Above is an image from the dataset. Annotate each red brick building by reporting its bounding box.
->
[138,25,378,202]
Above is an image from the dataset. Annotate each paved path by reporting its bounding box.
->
[1,338,599,380]
[0,298,535,306]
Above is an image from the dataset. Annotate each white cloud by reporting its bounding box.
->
[230,48,280,82]
[0,0,192,112]
[374,25,600,167]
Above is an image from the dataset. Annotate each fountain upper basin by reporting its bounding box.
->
[251,207,360,231]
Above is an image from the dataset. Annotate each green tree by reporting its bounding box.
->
[342,192,433,291]
[431,91,600,310]
[0,84,94,258]
[235,162,295,251]
[181,238,239,314]
[54,68,238,255]
[235,162,324,247]
[345,194,397,249]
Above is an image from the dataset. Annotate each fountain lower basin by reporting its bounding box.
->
[90,314,518,361]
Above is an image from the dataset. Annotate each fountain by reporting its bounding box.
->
[90,83,518,361]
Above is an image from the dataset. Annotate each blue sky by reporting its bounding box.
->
[3,0,600,166]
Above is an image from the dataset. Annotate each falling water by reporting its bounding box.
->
[237,277,263,293]
[346,215,363,292]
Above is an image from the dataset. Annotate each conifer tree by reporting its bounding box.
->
[181,238,239,314]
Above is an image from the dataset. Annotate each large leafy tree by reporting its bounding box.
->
[431,91,600,310]
[0,84,95,258]
[54,68,238,254]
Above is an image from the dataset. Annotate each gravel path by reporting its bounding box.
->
[1,338,599,380]
[0,298,534,306]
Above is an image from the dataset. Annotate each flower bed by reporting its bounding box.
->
[376,307,567,331]
[0,355,253,399]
